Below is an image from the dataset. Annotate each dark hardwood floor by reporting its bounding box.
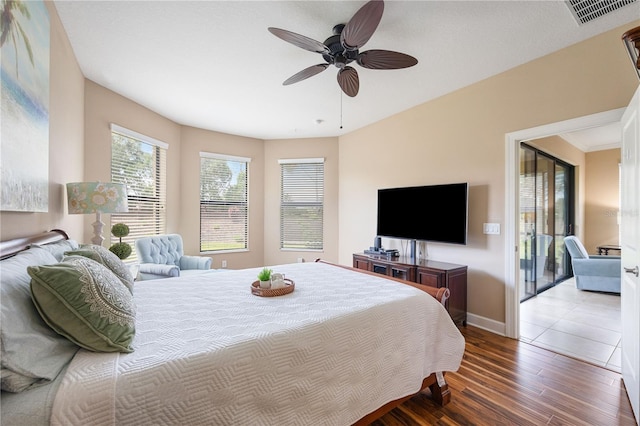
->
[372,325,637,425]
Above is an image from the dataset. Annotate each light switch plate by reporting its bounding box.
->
[483,223,501,235]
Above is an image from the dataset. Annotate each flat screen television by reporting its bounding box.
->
[376,182,468,245]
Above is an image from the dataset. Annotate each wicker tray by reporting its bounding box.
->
[251,278,295,297]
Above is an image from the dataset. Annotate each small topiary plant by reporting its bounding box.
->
[109,242,132,260]
[109,223,132,260]
[111,223,129,239]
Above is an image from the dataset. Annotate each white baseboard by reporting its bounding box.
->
[466,313,506,336]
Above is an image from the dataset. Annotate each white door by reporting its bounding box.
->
[621,83,640,424]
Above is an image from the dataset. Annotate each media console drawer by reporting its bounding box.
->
[353,253,467,326]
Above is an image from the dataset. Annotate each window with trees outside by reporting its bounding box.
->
[279,158,324,250]
[200,152,250,252]
[110,124,167,262]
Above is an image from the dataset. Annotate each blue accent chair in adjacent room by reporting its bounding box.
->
[564,236,621,294]
[135,234,212,280]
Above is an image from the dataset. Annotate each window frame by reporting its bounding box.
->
[279,158,325,251]
[110,124,168,262]
[199,151,251,254]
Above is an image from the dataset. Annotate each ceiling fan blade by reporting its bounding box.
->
[268,27,330,55]
[337,66,359,97]
[283,64,329,86]
[340,0,384,50]
[357,49,418,69]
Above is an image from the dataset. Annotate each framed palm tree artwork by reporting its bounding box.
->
[1,0,50,212]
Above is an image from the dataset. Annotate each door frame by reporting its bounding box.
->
[504,107,625,339]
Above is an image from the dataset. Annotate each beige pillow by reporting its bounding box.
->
[29,256,136,353]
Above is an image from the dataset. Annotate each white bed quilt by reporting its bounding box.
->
[52,262,464,425]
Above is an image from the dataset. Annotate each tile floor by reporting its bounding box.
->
[519,277,622,372]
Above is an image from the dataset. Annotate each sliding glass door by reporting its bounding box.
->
[519,144,574,302]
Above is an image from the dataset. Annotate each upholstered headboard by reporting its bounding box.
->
[0,229,69,260]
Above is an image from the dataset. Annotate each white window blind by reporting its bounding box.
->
[279,159,324,250]
[110,125,167,262]
[200,152,250,252]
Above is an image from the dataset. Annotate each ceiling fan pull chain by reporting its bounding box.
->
[340,90,343,129]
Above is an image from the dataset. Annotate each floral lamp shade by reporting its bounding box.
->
[66,182,128,245]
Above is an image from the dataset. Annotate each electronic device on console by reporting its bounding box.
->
[364,236,399,258]
[363,249,399,259]
[379,248,399,257]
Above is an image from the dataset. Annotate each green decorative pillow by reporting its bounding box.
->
[65,244,134,293]
[28,257,136,353]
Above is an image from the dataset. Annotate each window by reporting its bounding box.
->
[279,158,324,250]
[200,152,250,252]
[110,124,167,262]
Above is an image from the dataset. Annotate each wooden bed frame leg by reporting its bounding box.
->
[429,381,451,406]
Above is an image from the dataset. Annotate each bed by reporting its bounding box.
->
[0,230,465,425]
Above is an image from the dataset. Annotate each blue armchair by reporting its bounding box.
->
[135,234,212,280]
[564,236,621,293]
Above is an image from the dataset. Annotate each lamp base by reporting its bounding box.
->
[91,212,105,246]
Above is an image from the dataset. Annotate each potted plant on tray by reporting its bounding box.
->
[258,267,272,289]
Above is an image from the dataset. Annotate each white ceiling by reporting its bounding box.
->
[53,0,639,143]
[560,121,623,152]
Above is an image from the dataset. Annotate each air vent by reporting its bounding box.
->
[566,0,637,25]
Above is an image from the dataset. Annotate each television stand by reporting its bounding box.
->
[353,253,467,326]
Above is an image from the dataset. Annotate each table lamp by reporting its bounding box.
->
[66,182,128,245]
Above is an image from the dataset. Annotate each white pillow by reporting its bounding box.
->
[31,239,79,262]
[0,246,79,393]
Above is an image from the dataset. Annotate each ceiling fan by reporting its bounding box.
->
[268,0,418,97]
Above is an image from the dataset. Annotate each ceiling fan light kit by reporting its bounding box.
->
[268,0,418,97]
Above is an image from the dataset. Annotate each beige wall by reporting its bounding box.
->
[264,138,340,266]
[584,149,621,253]
[0,2,85,241]
[179,126,265,269]
[338,21,639,325]
[14,1,336,267]
[83,81,182,248]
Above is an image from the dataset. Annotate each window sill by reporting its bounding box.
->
[200,248,249,255]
